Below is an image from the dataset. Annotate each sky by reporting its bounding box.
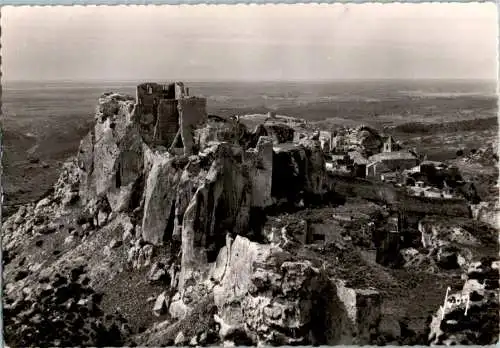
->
[1,3,498,82]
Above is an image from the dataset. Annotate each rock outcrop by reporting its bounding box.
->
[141,154,185,245]
[471,201,500,230]
[272,139,327,206]
[78,93,144,212]
[73,90,329,251]
[400,217,499,273]
[210,235,382,346]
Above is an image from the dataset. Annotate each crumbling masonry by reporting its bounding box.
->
[135,82,206,155]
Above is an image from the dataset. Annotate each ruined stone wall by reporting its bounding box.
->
[155,99,179,147]
[136,83,175,114]
[133,103,155,145]
[174,82,186,99]
[178,97,208,155]
[194,121,241,151]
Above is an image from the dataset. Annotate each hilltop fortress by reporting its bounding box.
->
[2,82,497,347]
[133,82,206,155]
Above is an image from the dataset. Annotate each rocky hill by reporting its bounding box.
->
[2,84,498,346]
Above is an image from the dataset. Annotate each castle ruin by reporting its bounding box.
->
[135,82,206,155]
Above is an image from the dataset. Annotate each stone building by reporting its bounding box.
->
[348,151,368,178]
[177,97,208,155]
[134,82,207,155]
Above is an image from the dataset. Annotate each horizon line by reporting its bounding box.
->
[2,77,497,84]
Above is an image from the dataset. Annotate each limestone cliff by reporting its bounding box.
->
[3,84,498,347]
[3,88,333,346]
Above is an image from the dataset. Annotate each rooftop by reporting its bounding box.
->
[368,151,417,162]
[348,151,369,165]
[420,160,447,168]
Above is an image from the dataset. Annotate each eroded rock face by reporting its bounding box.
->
[418,218,479,249]
[330,279,382,344]
[78,93,144,212]
[70,92,330,254]
[299,138,327,196]
[213,236,322,345]
[141,154,185,245]
[194,116,249,152]
[177,97,208,156]
[209,236,383,346]
[180,143,252,289]
[471,201,500,230]
[2,87,370,348]
[272,140,327,206]
[415,217,497,272]
[264,123,295,144]
[246,136,274,208]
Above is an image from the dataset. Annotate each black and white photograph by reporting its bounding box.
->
[1,3,499,346]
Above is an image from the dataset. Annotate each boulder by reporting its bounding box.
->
[148,262,167,283]
[213,235,323,345]
[331,279,382,344]
[418,217,479,249]
[174,331,186,346]
[153,291,168,317]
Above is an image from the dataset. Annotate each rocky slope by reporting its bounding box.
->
[2,90,498,346]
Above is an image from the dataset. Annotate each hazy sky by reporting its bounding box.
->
[2,4,498,81]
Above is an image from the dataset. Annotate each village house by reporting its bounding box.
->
[326,152,351,175]
[403,160,464,190]
[380,171,402,184]
[325,150,368,178]
[348,150,368,178]
[408,182,456,199]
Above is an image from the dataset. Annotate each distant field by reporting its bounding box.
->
[2,79,497,215]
